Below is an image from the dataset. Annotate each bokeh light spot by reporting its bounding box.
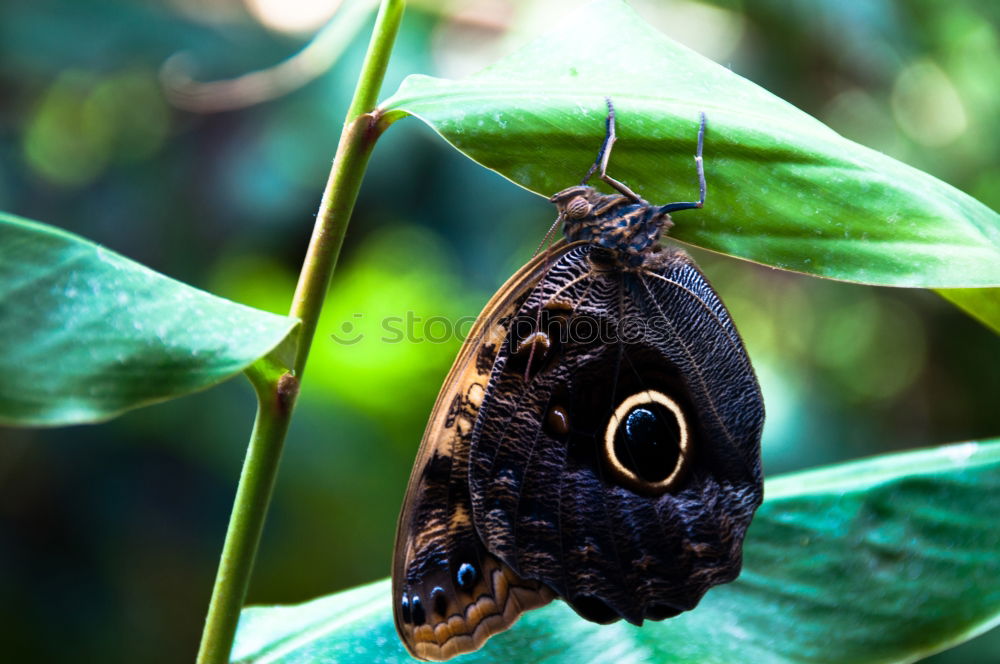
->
[245,0,342,34]
[891,59,968,147]
[23,69,169,189]
[24,71,111,188]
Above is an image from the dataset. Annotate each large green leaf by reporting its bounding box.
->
[232,439,1000,663]
[379,0,999,289]
[0,213,299,426]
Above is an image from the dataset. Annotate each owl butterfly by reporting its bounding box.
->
[393,100,764,661]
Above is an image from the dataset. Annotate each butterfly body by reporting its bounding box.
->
[393,105,764,661]
[553,185,671,262]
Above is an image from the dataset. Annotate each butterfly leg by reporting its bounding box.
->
[658,112,707,214]
[580,98,645,203]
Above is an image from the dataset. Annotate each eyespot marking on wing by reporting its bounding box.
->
[603,390,692,495]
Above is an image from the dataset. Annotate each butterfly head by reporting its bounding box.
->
[549,185,601,220]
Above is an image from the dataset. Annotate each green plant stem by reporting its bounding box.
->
[195,1,405,663]
[195,370,296,664]
[290,0,404,377]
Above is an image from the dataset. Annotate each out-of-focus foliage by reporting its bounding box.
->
[937,287,1000,334]
[0,1,997,663]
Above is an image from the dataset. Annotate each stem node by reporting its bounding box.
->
[276,373,300,412]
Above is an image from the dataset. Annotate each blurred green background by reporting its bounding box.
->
[1,0,998,662]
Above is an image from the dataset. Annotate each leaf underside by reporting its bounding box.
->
[380,0,1000,290]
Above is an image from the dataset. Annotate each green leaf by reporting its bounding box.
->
[936,288,1000,334]
[233,439,1000,663]
[379,0,1000,288]
[0,213,299,426]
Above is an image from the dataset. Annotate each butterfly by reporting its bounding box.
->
[392,99,764,661]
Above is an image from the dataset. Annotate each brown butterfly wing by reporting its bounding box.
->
[391,247,565,661]
[468,244,764,625]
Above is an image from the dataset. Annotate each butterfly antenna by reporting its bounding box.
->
[532,214,563,258]
[659,112,707,214]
